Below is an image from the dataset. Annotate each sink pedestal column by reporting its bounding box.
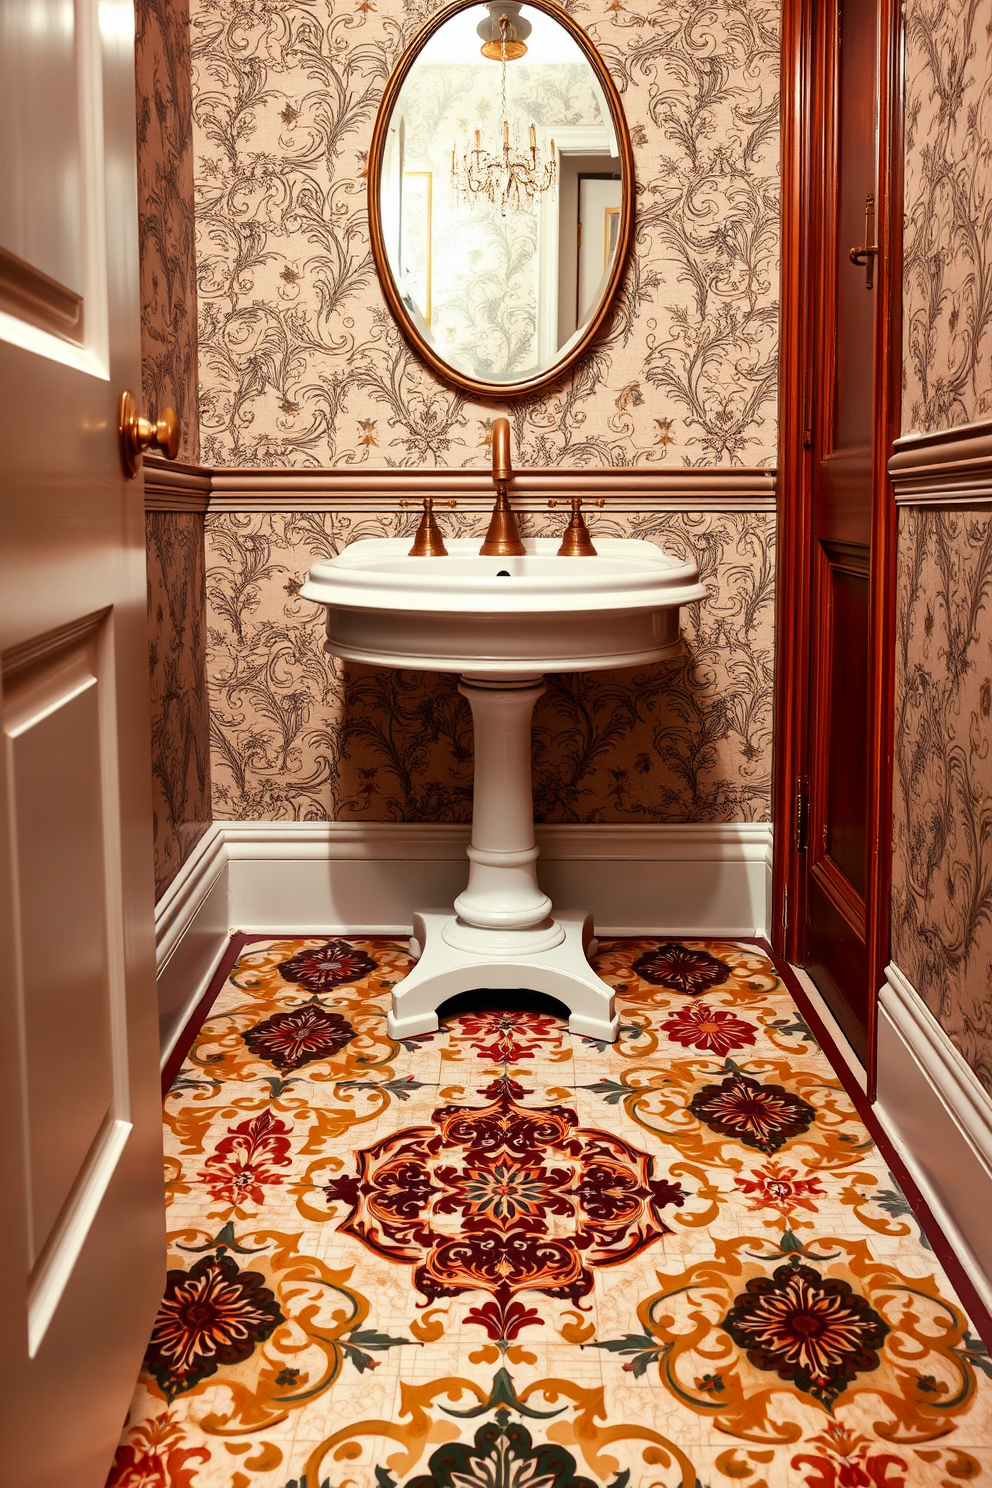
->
[387,672,619,1043]
[445,675,561,953]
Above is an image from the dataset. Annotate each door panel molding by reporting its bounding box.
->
[1,609,137,1356]
[809,856,868,935]
[0,246,84,343]
[773,0,903,1097]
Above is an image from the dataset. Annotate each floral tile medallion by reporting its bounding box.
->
[110,939,992,1488]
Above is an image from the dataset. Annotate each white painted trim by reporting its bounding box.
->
[220,820,772,939]
[154,823,227,971]
[874,960,992,1315]
[218,819,772,861]
[879,962,992,1181]
[154,826,230,1067]
[155,820,773,1057]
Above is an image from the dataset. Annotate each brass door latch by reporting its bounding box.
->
[849,192,879,290]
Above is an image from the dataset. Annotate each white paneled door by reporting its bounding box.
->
[0,0,165,1482]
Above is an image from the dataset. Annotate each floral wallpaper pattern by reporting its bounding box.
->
[891,506,992,1095]
[205,505,774,823]
[902,0,992,434]
[190,0,780,467]
[134,0,200,460]
[147,512,213,899]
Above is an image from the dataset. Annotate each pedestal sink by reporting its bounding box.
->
[301,535,705,1042]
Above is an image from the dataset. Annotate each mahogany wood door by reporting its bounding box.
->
[774,0,901,1080]
[0,0,166,1480]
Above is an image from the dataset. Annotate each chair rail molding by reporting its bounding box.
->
[143,454,212,511]
[209,466,775,512]
[142,458,776,513]
[875,960,992,1314]
[889,418,992,504]
[154,818,773,1064]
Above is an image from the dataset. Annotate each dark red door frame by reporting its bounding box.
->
[772,0,904,1100]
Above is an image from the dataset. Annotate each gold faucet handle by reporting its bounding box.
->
[407,495,453,556]
[548,497,603,556]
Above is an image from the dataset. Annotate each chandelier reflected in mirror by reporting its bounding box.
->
[450,5,557,213]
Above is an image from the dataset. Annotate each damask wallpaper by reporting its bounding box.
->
[147,512,213,899]
[891,506,992,1095]
[134,0,200,461]
[902,0,992,434]
[189,0,780,467]
[205,505,774,823]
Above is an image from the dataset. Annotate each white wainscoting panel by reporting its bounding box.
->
[875,961,992,1314]
[155,820,772,1061]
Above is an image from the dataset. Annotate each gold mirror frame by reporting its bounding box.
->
[368,0,635,399]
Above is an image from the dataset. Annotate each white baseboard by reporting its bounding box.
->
[155,820,772,1062]
[875,961,992,1315]
[222,820,772,938]
[155,825,230,1066]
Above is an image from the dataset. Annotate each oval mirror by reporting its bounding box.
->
[369,0,633,397]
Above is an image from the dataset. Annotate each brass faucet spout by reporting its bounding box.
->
[491,416,513,484]
[480,417,525,556]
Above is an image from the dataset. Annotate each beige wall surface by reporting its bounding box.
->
[891,505,992,1095]
[137,0,207,898]
[205,504,774,825]
[902,0,992,436]
[135,0,199,460]
[138,0,782,895]
[893,0,992,1093]
[189,0,781,469]
[146,511,213,899]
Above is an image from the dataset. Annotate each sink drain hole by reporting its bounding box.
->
[496,570,511,577]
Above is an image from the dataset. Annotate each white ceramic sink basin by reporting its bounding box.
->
[302,529,706,1044]
[300,536,706,674]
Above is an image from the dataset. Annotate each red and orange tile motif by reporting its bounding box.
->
[110,939,992,1487]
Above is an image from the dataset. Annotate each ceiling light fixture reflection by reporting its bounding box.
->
[451,9,556,214]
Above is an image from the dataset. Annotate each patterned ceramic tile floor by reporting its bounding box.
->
[110,938,992,1487]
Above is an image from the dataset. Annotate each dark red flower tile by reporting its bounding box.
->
[323,1075,685,1349]
[243,1002,356,1071]
[142,1250,283,1402]
[632,942,732,994]
[721,1261,889,1404]
[661,1002,757,1055]
[278,938,379,991]
[689,1071,816,1153]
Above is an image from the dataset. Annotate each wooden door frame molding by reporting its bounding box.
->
[772,0,904,1098]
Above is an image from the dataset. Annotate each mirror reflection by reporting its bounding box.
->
[376,1,625,388]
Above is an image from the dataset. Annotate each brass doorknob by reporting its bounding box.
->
[119,389,181,477]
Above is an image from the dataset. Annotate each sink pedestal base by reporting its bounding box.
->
[387,909,618,1043]
[387,672,618,1043]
